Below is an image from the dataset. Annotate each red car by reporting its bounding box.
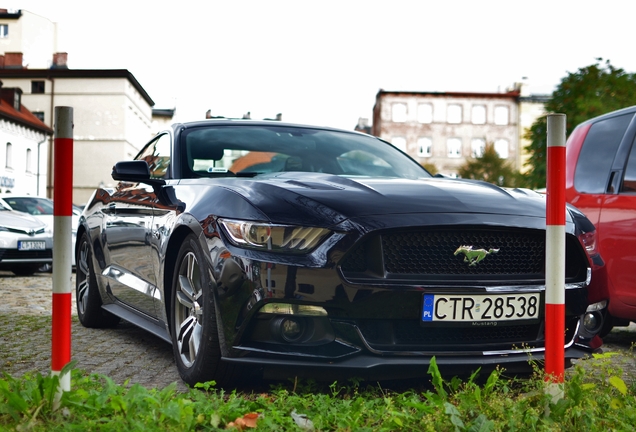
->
[566,105,636,334]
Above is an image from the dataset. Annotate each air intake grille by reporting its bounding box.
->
[0,249,52,261]
[356,317,579,351]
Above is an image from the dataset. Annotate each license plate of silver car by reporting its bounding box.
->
[421,293,541,322]
[18,241,46,251]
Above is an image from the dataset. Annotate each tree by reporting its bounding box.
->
[458,143,521,187]
[524,59,636,189]
[421,162,438,175]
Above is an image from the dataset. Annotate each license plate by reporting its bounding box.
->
[422,293,540,322]
[18,241,46,251]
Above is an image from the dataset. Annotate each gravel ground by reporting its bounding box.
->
[1,271,634,391]
[0,271,188,392]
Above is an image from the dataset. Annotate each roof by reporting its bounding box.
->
[152,108,175,118]
[376,89,521,100]
[0,98,53,135]
[0,68,155,106]
[0,9,21,19]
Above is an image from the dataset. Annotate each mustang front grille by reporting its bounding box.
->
[340,227,588,284]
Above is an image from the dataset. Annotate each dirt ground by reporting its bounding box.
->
[1,271,634,391]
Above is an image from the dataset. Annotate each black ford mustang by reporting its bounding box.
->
[76,120,605,386]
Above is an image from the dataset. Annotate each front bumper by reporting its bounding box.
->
[223,345,592,381]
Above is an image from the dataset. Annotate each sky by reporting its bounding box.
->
[6,0,636,130]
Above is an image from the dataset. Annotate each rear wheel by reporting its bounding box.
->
[170,233,238,387]
[75,232,120,328]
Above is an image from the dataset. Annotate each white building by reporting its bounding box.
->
[0,84,52,195]
[0,8,174,205]
[0,8,57,69]
[372,89,523,178]
[0,60,156,205]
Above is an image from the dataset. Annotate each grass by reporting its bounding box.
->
[1,353,635,431]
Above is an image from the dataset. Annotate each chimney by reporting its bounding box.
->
[4,52,23,69]
[52,52,68,69]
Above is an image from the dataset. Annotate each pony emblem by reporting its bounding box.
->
[454,245,500,266]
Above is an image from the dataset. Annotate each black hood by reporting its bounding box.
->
[218,173,548,225]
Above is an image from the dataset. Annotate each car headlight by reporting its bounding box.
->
[218,218,330,253]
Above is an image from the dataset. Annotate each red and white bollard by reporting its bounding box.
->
[52,106,74,406]
[545,113,566,402]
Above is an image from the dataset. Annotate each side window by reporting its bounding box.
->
[621,139,636,193]
[574,113,633,193]
[136,133,171,179]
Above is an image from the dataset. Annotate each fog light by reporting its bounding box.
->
[583,312,601,332]
[281,318,302,341]
[271,316,305,343]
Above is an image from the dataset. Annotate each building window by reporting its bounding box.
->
[32,111,45,122]
[472,105,486,124]
[494,106,509,125]
[471,138,486,158]
[447,138,462,158]
[5,143,13,169]
[26,149,33,173]
[0,24,8,38]
[392,103,407,123]
[417,137,432,157]
[391,137,407,152]
[417,103,433,123]
[447,104,462,124]
[494,139,509,158]
[31,81,45,94]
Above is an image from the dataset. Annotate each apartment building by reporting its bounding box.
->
[372,86,545,177]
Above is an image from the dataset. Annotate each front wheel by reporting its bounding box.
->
[170,234,238,387]
[75,232,120,328]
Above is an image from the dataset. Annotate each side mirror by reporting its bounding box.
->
[111,160,166,187]
[111,160,151,181]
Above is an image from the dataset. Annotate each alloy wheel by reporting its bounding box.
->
[76,239,91,316]
[174,251,204,368]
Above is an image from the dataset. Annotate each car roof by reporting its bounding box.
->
[577,105,636,127]
[169,119,370,137]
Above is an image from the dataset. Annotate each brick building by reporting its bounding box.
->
[372,85,547,177]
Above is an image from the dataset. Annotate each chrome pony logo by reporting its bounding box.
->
[454,245,500,266]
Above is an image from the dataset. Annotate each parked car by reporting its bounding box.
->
[77,119,605,386]
[566,105,636,334]
[0,194,79,267]
[0,206,53,275]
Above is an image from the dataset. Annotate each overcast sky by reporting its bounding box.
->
[8,0,636,129]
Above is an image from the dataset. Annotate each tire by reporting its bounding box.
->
[75,232,120,328]
[11,265,40,276]
[170,234,238,387]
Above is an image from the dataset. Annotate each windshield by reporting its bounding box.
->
[2,197,54,215]
[181,124,431,180]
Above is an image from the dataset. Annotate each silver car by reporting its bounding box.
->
[0,194,79,267]
[0,207,53,276]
